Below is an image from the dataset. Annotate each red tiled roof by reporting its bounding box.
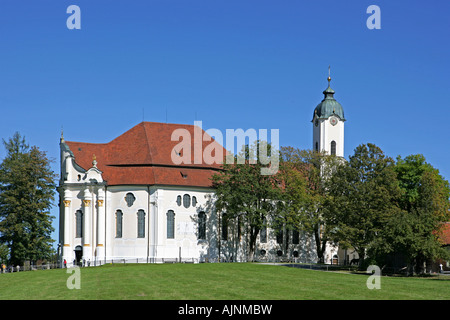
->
[64,122,227,187]
[440,222,450,245]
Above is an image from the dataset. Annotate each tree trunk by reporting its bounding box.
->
[314,226,325,263]
[414,255,426,275]
[248,226,259,262]
[357,249,366,270]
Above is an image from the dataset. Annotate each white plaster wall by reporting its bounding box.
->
[100,185,216,262]
[106,186,149,259]
[154,187,216,262]
[313,118,344,157]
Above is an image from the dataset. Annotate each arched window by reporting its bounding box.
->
[276,228,283,244]
[292,229,300,244]
[116,210,123,238]
[183,194,190,208]
[260,218,267,243]
[331,140,336,156]
[137,210,145,238]
[192,196,197,207]
[221,213,228,241]
[167,210,175,239]
[75,210,83,238]
[176,195,181,206]
[198,212,206,240]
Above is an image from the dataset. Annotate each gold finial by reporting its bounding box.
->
[92,154,97,168]
[327,65,331,82]
[93,154,96,161]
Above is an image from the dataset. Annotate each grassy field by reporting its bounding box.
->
[0,263,448,300]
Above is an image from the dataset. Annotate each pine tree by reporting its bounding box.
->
[0,132,56,266]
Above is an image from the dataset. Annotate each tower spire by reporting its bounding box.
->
[323,65,335,99]
[60,126,65,143]
[328,65,331,84]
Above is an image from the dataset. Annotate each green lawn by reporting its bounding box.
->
[0,263,448,300]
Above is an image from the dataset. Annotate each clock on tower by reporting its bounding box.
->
[311,71,345,157]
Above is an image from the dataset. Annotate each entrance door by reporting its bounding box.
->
[74,246,82,266]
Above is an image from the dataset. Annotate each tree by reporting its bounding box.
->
[372,154,450,274]
[324,143,402,269]
[0,132,56,266]
[278,147,340,263]
[276,147,309,257]
[211,141,281,261]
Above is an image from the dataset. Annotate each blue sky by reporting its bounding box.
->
[0,1,449,246]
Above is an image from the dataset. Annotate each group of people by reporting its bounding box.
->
[63,259,91,268]
[0,264,20,273]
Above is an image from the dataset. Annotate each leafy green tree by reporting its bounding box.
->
[0,242,9,264]
[0,132,56,266]
[324,143,402,269]
[372,154,450,274]
[211,141,281,261]
[278,147,340,263]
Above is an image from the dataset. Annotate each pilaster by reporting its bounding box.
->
[82,188,92,262]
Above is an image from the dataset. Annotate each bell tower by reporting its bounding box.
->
[312,68,345,157]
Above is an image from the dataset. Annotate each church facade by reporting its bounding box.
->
[58,77,346,267]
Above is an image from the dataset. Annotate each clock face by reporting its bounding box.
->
[330,117,338,126]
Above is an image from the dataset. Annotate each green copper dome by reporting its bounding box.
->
[312,80,345,121]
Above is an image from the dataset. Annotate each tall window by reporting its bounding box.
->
[75,210,83,238]
[260,218,267,243]
[276,228,283,244]
[116,210,123,238]
[221,213,228,241]
[176,195,181,206]
[331,140,336,156]
[292,229,300,244]
[237,216,243,241]
[167,210,175,239]
[315,142,319,152]
[198,212,206,240]
[183,194,190,208]
[137,210,145,238]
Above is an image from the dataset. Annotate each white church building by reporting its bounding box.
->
[58,76,349,267]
